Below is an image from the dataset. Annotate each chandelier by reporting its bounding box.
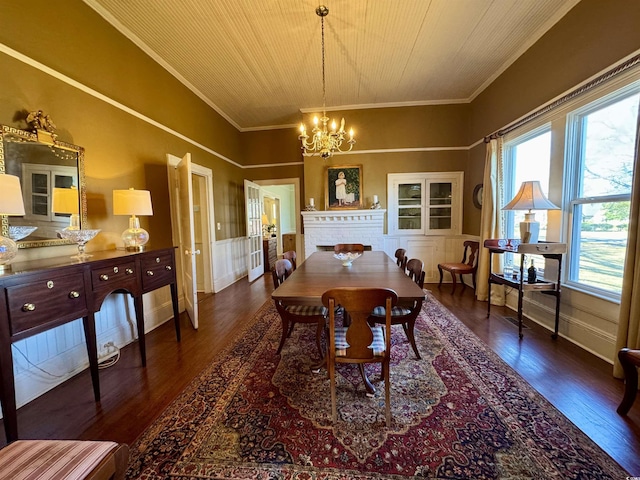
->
[299,5,355,159]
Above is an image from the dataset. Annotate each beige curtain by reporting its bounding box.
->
[613,120,640,378]
[476,138,505,305]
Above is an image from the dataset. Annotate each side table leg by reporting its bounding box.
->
[82,314,101,402]
[133,294,146,367]
[170,282,181,342]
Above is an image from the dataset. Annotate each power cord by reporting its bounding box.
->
[98,342,120,369]
[11,344,64,378]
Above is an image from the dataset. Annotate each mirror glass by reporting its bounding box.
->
[0,125,86,248]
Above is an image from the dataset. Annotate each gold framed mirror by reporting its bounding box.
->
[0,125,86,248]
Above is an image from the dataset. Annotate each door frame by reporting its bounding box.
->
[167,154,217,299]
[254,178,301,258]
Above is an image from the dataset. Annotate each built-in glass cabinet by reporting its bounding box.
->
[388,172,463,236]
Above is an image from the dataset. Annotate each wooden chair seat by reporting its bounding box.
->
[273,259,325,358]
[369,258,425,359]
[0,440,129,480]
[617,347,640,415]
[438,240,480,294]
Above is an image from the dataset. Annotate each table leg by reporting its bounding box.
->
[0,336,18,442]
[133,294,146,366]
[170,282,181,342]
[82,314,101,402]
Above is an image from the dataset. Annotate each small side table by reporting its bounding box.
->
[485,240,566,339]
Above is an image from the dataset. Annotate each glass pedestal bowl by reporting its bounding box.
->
[8,226,38,241]
[56,229,101,260]
[334,252,362,267]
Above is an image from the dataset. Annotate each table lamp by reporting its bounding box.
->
[52,186,80,230]
[502,180,559,243]
[0,174,26,271]
[113,188,153,251]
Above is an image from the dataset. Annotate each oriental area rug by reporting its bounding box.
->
[127,293,627,479]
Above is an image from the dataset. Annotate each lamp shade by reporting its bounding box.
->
[113,188,153,216]
[52,187,79,214]
[261,214,269,225]
[0,174,25,216]
[502,181,559,211]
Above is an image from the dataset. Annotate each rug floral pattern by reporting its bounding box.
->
[127,293,628,479]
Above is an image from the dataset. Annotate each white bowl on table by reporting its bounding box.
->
[334,252,361,267]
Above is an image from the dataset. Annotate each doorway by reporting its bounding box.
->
[255,179,301,259]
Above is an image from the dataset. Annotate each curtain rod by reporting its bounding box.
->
[483,53,640,143]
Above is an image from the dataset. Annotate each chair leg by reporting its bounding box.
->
[450,272,457,294]
[276,317,289,354]
[617,348,638,415]
[438,265,444,288]
[403,320,421,360]
[472,272,477,290]
[460,274,467,292]
[384,359,391,426]
[330,361,337,422]
[315,319,324,359]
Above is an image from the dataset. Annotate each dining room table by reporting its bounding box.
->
[271,250,426,393]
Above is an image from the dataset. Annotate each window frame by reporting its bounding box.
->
[562,82,639,300]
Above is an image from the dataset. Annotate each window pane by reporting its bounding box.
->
[581,95,637,197]
[572,201,629,293]
[506,131,552,240]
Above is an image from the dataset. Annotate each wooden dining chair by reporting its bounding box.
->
[369,258,425,359]
[394,248,407,271]
[437,240,480,294]
[272,259,326,357]
[322,287,397,425]
[282,250,297,271]
[334,243,364,253]
[617,347,640,415]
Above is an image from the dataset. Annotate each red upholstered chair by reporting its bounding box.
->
[334,243,364,253]
[437,240,480,294]
[369,258,425,359]
[322,287,397,425]
[0,440,129,480]
[272,259,326,357]
[617,348,640,415]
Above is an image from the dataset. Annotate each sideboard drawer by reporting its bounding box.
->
[141,253,175,292]
[6,274,88,336]
[91,261,137,291]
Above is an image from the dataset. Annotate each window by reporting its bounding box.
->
[502,129,553,273]
[565,87,638,297]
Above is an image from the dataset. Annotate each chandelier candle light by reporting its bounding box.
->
[113,188,153,251]
[299,5,355,158]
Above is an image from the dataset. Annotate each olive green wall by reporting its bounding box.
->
[0,0,249,247]
[3,0,640,251]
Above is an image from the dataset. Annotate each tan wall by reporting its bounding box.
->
[0,0,249,246]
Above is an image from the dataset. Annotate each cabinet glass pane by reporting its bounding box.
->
[398,183,422,205]
[32,194,48,216]
[430,182,452,205]
[31,173,48,195]
[429,206,451,230]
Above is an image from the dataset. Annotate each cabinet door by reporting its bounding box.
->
[425,173,462,236]
[392,179,425,235]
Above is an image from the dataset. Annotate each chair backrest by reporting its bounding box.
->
[462,241,480,268]
[282,250,297,270]
[272,258,293,289]
[322,287,397,360]
[406,258,425,288]
[334,243,365,254]
[394,248,407,270]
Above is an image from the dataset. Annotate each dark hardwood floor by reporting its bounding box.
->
[3,275,639,474]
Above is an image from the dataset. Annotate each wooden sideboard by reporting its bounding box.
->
[263,237,277,272]
[0,246,180,442]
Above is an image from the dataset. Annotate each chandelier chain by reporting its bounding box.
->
[321,13,326,116]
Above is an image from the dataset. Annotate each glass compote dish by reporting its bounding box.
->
[8,226,37,241]
[334,252,362,267]
[56,229,101,260]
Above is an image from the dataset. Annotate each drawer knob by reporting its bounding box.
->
[47,281,54,289]
[100,274,109,281]
[155,257,161,263]
[69,291,80,299]
[125,268,134,275]
[165,265,172,271]
[113,267,119,274]
[146,270,154,276]
[22,303,35,312]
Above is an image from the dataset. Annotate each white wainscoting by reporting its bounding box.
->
[213,237,248,292]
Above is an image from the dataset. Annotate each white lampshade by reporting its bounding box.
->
[52,187,79,214]
[113,188,153,251]
[0,174,25,216]
[502,180,559,244]
[502,181,559,212]
[113,188,153,216]
[0,174,25,271]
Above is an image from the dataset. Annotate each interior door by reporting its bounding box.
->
[244,179,264,282]
[177,153,199,329]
